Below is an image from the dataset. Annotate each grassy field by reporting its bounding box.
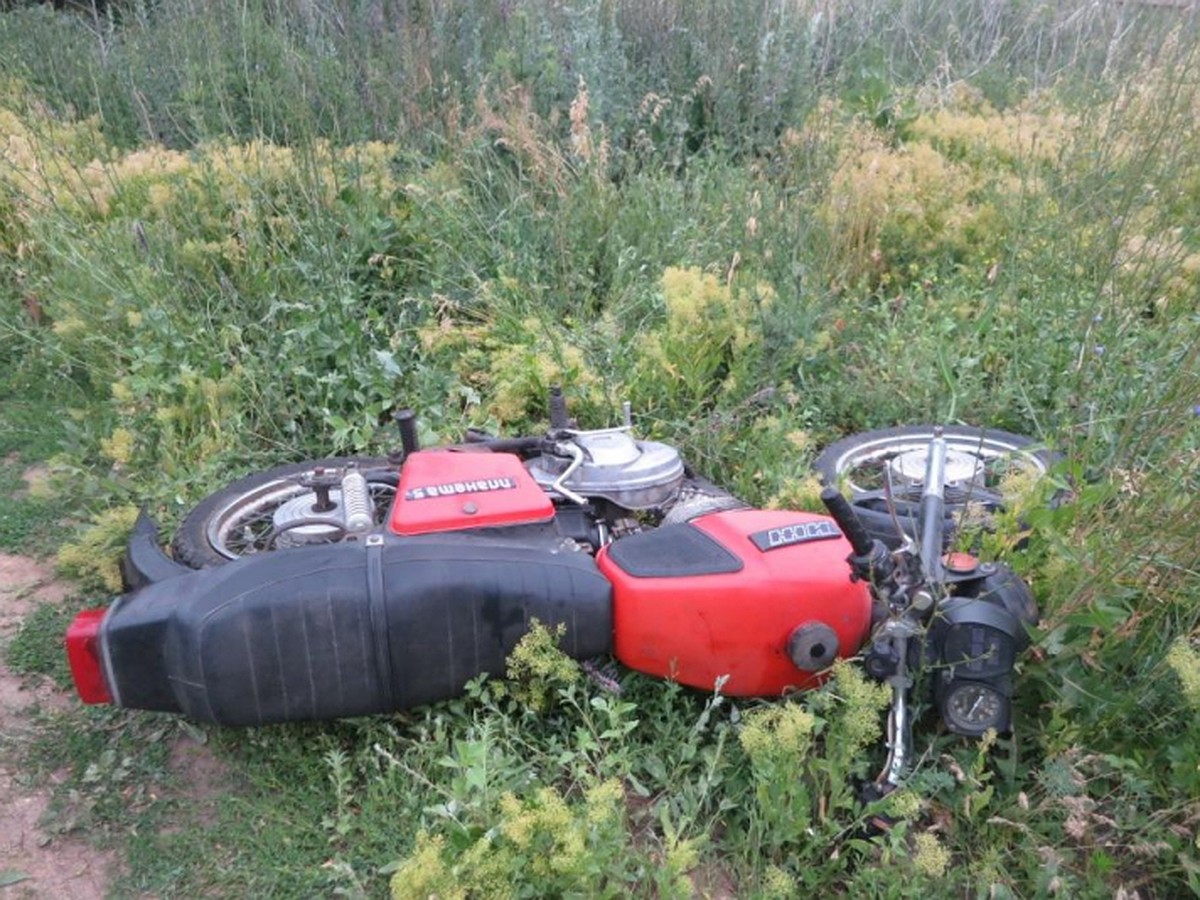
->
[2,0,1200,896]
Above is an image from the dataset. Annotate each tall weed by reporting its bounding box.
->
[3,1,1200,894]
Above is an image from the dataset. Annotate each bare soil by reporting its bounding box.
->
[0,550,234,898]
[0,552,117,899]
[13,463,51,500]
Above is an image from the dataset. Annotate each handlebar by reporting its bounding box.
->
[820,487,876,558]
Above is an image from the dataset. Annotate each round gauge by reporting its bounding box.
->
[942,681,1007,736]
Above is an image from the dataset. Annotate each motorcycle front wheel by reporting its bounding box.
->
[811,425,1055,548]
[171,457,398,568]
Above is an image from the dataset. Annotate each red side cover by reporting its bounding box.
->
[599,509,873,696]
[389,450,554,536]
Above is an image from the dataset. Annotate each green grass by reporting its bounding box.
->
[1,0,1199,896]
[0,463,65,554]
[5,600,77,685]
[0,364,75,553]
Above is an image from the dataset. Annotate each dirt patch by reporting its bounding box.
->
[0,552,68,618]
[0,552,71,717]
[689,862,738,899]
[0,552,234,897]
[0,553,116,899]
[0,772,115,900]
[17,463,52,500]
[167,734,232,830]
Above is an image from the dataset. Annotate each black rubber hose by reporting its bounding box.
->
[456,436,544,455]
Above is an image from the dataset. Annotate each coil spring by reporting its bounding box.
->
[340,470,374,533]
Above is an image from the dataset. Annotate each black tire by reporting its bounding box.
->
[172,457,398,568]
[812,425,1055,548]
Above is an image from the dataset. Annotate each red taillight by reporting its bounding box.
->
[66,609,112,704]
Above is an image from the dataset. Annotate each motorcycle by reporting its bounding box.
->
[66,389,1049,789]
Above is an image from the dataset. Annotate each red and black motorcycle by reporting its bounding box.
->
[66,390,1049,786]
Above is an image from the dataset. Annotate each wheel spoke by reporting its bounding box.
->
[812,427,1053,549]
[208,474,397,559]
[839,443,1042,500]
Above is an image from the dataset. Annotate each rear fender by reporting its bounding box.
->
[120,509,192,591]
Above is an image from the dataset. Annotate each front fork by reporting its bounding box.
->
[879,629,913,790]
[826,431,949,795]
[881,431,947,790]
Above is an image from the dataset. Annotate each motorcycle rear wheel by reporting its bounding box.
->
[811,425,1055,548]
[172,457,398,568]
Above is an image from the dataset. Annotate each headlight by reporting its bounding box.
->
[931,566,1035,736]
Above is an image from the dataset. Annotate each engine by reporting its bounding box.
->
[526,427,685,511]
[387,425,703,546]
[256,393,740,555]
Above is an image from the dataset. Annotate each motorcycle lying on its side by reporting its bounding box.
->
[66,389,1049,787]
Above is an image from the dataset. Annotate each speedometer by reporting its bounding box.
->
[942,681,1008,736]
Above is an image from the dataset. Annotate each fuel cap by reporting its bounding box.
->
[787,622,840,672]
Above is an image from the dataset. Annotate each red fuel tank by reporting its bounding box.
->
[598,509,873,696]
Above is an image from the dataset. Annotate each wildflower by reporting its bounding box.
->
[664,835,701,886]
[583,780,623,827]
[146,182,174,216]
[389,834,462,900]
[739,704,816,767]
[912,832,951,878]
[52,317,86,338]
[1093,345,1105,356]
[506,620,579,710]
[786,430,810,451]
[56,506,140,592]
[580,659,622,694]
[100,428,136,465]
[828,660,892,749]
[767,475,826,512]
[1166,639,1200,710]
[497,787,586,877]
[761,866,797,899]
[882,789,922,821]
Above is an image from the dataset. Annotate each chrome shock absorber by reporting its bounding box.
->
[340,469,375,534]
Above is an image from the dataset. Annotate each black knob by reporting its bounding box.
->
[395,409,419,457]
[548,385,569,430]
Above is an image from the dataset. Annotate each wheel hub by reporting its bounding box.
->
[889,448,985,490]
[272,491,345,548]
